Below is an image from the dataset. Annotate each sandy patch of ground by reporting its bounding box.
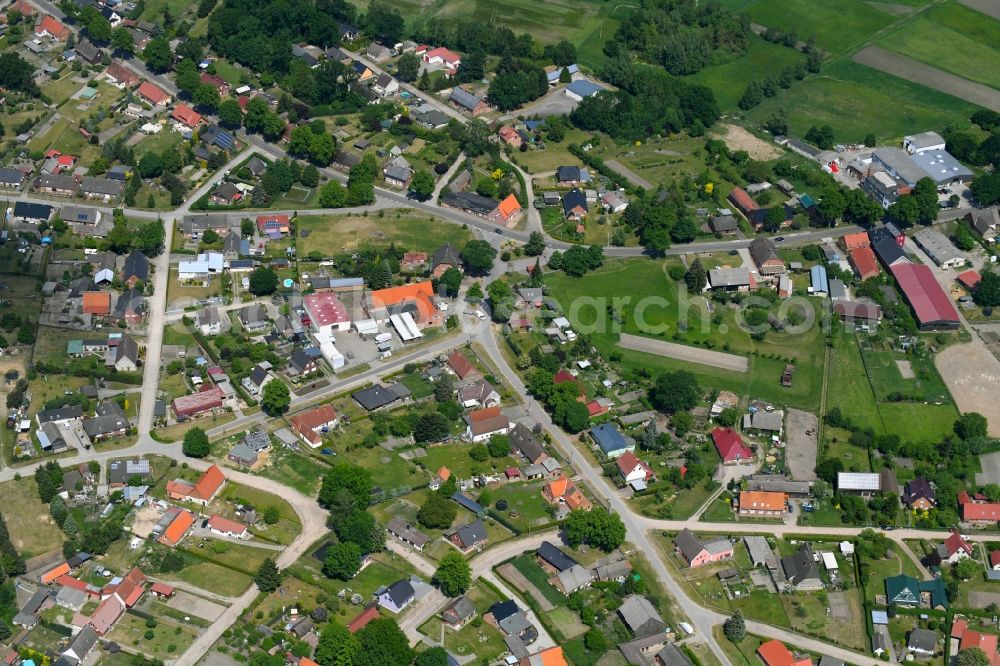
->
[854,46,1000,112]
[936,341,1000,436]
[710,124,782,161]
[785,409,818,481]
[895,360,915,379]
[618,333,749,372]
[166,590,228,622]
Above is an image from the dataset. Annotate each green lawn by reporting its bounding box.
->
[161,560,253,597]
[510,554,566,606]
[825,331,959,445]
[687,37,805,110]
[745,60,983,145]
[512,129,592,174]
[297,211,473,258]
[253,446,329,496]
[863,543,924,603]
[419,443,520,481]
[109,612,199,658]
[488,481,553,527]
[0,477,66,558]
[546,258,827,411]
[878,14,1000,90]
[827,331,882,432]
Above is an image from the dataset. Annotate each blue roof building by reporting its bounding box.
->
[565,80,603,100]
[451,492,484,514]
[810,264,829,296]
[591,423,632,458]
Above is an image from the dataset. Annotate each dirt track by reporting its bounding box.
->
[853,46,1000,112]
[959,0,1000,21]
[617,333,749,372]
[604,159,654,190]
[496,563,555,612]
[936,341,1000,437]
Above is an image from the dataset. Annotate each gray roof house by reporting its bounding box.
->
[553,564,594,594]
[907,628,937,655]
[509,423,545,463]
[441,596,476,627]
[781,543,822,591]
[239,304,269,331]
[618,595,666,637]
[377,579,416,613]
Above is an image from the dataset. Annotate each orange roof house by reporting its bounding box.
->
[82,292,111,316]
[158,509,196,546]
[207,514,248,537]
[149,582,175,597]
[114,567,147,607]
[36,15,69,40]
[848,246,880,281]
[738,490,786,514]
[367,281,438,325]
[841,231,870,251]
[41,562,70,584]
[447,350,479,380]
[88,594,124,635]
[136,81,170,106]
[958,270,982,290]
[543,476,592,511]
[489,194,522,225]
[519,646,568,666]
[10,0,37,17]
[171,103,203,129]
[756,640,811,666]
[166,464,225,504]
[290,403,339,447]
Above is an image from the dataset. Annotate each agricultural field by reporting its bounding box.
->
[719,0,899,55]
[877,4,1000,90]
[296,211,472,258]
[349,0,628,68]
[744,60,982,145]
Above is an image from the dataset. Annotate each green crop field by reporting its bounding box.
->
[687,37,805,110]
[719,0,897,55]
[877,15,1000,90]
[925,1,1000,49]
[745,60,982,145]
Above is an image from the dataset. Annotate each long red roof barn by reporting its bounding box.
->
[889,263,959,330]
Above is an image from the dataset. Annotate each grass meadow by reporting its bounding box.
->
[546,258,828,411]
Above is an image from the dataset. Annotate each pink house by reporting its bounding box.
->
[674,528,734,568]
